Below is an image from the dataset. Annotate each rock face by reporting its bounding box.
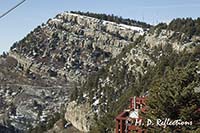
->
[65,101,94,132]
[9,12,144,83]
[9,13,197,83]
[144,29,195,52]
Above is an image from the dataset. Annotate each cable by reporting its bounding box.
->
[0,0,26,19]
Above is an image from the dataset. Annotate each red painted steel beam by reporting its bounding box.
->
[116,120,119,133]
[120,120,123,133]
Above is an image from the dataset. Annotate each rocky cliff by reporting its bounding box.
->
[65,101,94,132]
[10,12,144,83]
[1,12,146,132]
[0,11,199,132]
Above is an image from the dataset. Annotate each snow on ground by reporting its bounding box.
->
[62,12,84,18]
[51,18,63,23]
[119,24,144,35]
[64,12,145,34]
[102,20,116,25]
[93,99,100,106]
[103,20,144,35]
[61,12,145,35]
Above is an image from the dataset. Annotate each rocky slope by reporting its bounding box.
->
[0,12,199,132]
[0,56,70,132]
[0,12,146,132]
[65,101,94,132]
[67,28,200,132]
[10,12,144,83]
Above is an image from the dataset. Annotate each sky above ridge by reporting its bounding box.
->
[0,0,200,54]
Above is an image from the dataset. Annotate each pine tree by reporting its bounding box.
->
[146,63,200,132]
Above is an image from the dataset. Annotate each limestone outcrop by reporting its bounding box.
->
[65,101,94,132]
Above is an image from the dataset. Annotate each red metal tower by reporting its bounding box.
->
[115,96,147,133]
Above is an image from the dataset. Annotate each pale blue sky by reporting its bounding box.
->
[0,0,200,54]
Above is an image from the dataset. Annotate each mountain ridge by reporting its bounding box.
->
[0,12,199,132]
